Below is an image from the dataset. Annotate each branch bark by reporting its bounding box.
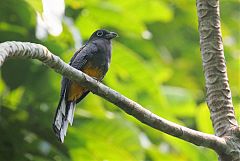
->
[196,0,240,160]
[197,0,238,137]
[0,41,226,153]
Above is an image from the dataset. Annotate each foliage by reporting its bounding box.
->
[0,0,239,160]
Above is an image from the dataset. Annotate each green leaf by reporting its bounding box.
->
[75,93,107,118]
[196,103,214,134]
[162,134,217,161]
[24,0,43,12]
[0,76,5,94]
[67,117,144,161]
[2,87,25,110]
[0,22,28,35]
[126,0,173,22]
[105,42,172,116]
[161,86,196,117]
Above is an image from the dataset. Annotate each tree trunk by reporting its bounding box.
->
[196,0,240,160]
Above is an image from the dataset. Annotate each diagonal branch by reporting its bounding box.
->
[0,41,226,153]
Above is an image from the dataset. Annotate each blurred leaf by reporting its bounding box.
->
[0,22,28,35]
[0,76,5,94]
[161,86,196,117]
[65,0,84,9]
[127,0,173,22]
[25,0,43,12]
[196,103,214,134]
[75,93,107,118]
[105,42,170,115]
[162,134,217,161]
[67,117,144,161]
[2,87,25,110]
[146,145,185,161]
[0,0,36,28]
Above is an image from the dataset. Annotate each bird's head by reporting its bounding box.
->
[88,29,118,41]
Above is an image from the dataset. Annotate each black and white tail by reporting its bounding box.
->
[53,95,76,143]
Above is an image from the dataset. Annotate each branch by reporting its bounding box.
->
[0,41,226,152]
[196,0,238,137]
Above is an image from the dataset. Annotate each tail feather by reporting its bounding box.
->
[53,96,76,143]
[67,101,76,125]
[60,99,66,115]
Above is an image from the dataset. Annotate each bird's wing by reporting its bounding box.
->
[60,44,96,98]
[64,43,97,99]
[53,43,98,142]
[69,44,86,66]
[59,45,85,96]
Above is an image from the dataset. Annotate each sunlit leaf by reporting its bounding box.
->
[25,0,43,12]
[161,86,196,117]
[105,42,170,116]
[2,87,25,110]
[196,103,214,134]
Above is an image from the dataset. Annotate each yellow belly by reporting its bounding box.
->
[67,63,103,101]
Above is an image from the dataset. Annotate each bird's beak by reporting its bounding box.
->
[106,32,118,39]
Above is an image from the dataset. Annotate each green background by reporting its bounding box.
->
[0,0,239,160]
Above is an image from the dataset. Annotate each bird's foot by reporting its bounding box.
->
[92,77,100,83]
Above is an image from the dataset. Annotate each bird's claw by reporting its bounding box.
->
[92,77,98,81]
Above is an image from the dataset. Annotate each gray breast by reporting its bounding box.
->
[91,39,112,71]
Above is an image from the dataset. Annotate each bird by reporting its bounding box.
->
[52,29,118,142]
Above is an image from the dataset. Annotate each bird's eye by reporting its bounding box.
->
[96,31,104,37]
